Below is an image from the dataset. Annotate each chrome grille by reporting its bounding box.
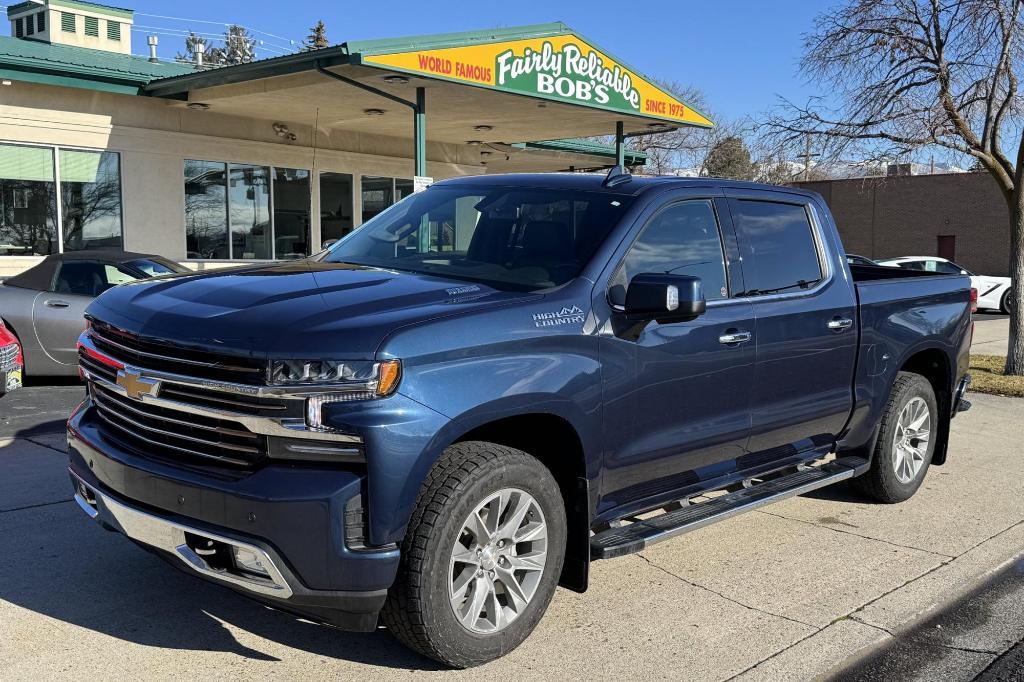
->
[90,381,265,468]
[77,321,362,472]
[89,319,266,385]
[78,347,297,418]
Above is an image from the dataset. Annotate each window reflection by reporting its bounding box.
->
[273,168,311,259]
[319,172,354,244]
[61,149,123,251]
[184,160,228,259]
[0,144,58,256]
[361,176,394,222]
[229,164,270,260]
[611,200,729,305]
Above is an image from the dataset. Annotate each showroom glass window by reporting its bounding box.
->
[0,144,59,256]
[185,160,311,260]
[0,144,123,257]
[272,168,311,259]
[319,172,354,245]
[229,164,271,260]
[184,160,229,259]
[60,149,123,251]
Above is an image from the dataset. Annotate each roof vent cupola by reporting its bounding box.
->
[7,0,134,55]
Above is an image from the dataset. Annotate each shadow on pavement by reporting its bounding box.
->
[0,422,443,672]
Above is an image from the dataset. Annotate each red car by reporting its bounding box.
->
[0,319,23,397]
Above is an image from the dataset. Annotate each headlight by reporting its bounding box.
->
[288,359,402,429]
[270,359,381,385]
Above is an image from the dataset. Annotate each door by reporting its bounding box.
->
[726,192,857,458]
[32,260,136,366]
[937,235,956,261]
[599,196,755,513]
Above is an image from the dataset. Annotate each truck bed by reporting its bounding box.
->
[849,263,952,282]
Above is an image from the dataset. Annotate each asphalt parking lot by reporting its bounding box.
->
[1,316,1020,680]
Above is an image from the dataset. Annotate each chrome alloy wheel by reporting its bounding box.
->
[892,396,931,484]
[448,488,548,634]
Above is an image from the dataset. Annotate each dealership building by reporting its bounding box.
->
[0,1,714,277]
[795,171,1013,277]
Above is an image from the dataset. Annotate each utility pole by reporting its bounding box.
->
[804,133,812,181]
[802,133,821,181]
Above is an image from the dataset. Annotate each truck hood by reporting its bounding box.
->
[86,260,537,359]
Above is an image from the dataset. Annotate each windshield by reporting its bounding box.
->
[319,185,635,291]
[128,258,189,277]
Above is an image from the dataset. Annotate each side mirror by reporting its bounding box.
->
[624,273,706,323]
[321,239,338,250]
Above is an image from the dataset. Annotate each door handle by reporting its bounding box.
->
[43,299,70,309]
[719,330,752,345]
[827,317,854,331]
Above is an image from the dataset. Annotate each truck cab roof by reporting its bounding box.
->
[434,172,822,200]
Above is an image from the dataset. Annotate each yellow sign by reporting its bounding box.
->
[359,33,713,127]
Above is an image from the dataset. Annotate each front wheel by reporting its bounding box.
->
[381,441,566,668]
[1001,289,1013,315]
[851,372,938,503]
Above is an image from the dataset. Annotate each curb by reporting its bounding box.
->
[734,521,1024,681]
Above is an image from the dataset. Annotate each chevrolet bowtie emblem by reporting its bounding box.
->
[116,368,159,400]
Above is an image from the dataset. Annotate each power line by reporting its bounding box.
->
[131,24,295,52]
[133,12,299,45]
[130,28,296,57]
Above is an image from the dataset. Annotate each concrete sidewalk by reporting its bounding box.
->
[0,390,1022,680]
[971,314,1009,355]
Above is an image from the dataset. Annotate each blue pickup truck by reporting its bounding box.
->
[68,170,973,667]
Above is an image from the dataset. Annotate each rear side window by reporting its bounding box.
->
[610,200,728,306]
[731,200,822,295]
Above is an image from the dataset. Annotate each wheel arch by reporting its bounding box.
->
[897,347,952,465]
[453,412,592,593]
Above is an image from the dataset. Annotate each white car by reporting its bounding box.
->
[877,256,1012,313]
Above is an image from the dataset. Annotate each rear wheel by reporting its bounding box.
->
[1001,289,1013,315]
[851,372,937,503]
[381,441,566,668]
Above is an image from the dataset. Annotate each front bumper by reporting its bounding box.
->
[68,404,400,631]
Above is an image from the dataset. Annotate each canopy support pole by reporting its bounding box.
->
[615,121,625,167]
[316,64,427,177]
[415,87,426,177]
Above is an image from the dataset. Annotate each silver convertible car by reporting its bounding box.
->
[0,251,189,376]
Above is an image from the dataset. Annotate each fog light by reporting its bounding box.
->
[233,546,271,578]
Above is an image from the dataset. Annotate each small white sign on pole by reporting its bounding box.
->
[413,176,434,193]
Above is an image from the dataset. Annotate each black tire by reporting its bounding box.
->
[1001,289,1013,315]
[381,441,567,668]
[850,372,938,503]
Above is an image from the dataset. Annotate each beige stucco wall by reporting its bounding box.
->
[0,80,487,277]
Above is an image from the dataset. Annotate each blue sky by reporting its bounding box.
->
[108,0,819,123]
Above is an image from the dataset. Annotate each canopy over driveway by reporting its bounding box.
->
[144,23,712,175]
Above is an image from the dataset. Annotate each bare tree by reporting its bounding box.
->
[764,0,1024,374]
[619,83,735,175]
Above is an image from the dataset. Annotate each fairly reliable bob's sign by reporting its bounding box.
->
[355,31,713,127]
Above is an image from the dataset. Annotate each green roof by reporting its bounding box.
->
[5,2,43,17]
[0,35,193,94]
[7,0,134,19]
[344,22,572,56]
[520,138,647,164]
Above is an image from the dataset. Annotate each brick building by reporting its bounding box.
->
[795,172,1011,276]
